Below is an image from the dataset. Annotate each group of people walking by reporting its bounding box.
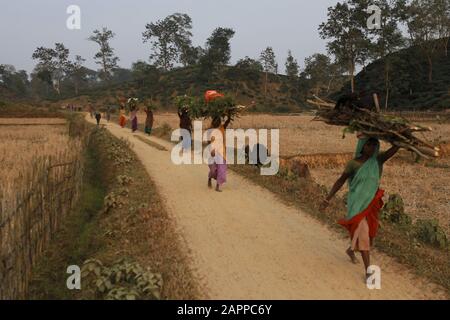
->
[117,105,154,136]
[89,95,401,282]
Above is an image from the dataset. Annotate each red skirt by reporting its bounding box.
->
[338,189,384,239]
[119,115,126,128]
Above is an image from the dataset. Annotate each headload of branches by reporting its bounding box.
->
[175,92,245,122]
[312,100,440,160]
[127,98,139,110]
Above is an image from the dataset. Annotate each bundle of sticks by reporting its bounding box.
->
[176,94,246,122]
[310,97,440,159]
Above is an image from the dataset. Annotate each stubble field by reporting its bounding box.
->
[140,112,449,235]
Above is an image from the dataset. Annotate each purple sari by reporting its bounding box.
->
[208,155,227,186]
[131,111,138,132]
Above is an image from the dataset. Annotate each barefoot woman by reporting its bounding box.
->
[321,137,399,279]
[208,113,232,192]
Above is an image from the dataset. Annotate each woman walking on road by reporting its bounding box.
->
[178,107,193,150]
[119,106,127,128]
[130,107,138,133]
[94,110,102,126]
[321,136,399,281]
[208,112,232,192]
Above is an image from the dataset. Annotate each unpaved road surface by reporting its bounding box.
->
[87,115,446,299]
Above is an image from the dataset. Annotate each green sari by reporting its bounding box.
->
[346,138,381,220]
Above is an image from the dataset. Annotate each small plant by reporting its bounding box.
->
[120,187,130,197]
[81,258,163,300]
[103,192,124,213]
[277,166,298,181]
[413,219,448,249]
[117,175,133,186]
[159,123,173,137]
[380,194,412,226]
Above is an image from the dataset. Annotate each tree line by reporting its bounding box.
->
[319,0,449,108]
[0,0,448,106]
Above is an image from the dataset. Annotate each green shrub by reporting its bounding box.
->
[413,219,448,249]
[380,194,412,225]
[81,258,163,300]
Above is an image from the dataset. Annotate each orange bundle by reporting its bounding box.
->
[205,90,224,103]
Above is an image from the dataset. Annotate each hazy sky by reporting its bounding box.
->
[0,0,339,74]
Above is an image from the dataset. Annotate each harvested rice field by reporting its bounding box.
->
[0,119,79,192]
[137,112,450,236]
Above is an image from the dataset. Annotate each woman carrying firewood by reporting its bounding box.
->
[178,107,192,150]
[320,136,399,281]
[144,105,154,135]
[130,107,138,133]
[119,106,127,128]
[207,112,232,192]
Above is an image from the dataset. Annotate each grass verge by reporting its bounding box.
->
[28,125,199,299]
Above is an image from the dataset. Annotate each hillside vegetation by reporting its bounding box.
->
[336,41,450,110]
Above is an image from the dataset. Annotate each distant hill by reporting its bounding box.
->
[82,65,311,113]
[335,41,449,110]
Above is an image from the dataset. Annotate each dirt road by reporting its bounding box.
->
[87,115,446,299]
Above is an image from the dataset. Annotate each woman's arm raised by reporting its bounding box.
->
[378,144,400,164]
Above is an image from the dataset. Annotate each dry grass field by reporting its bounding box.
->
[142,112,449,236]
[139,112,450,155]
[0,119,78,195]
[0,118,67,125]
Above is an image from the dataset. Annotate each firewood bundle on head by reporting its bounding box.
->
[314,105,440,159]
[126,97,139,111]
[175,92,245,122]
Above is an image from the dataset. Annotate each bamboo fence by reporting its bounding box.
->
[0,148,84,299]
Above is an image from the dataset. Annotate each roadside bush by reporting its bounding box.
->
[414,219,448,249]
[380,194,412,225]
[81,259,163,300]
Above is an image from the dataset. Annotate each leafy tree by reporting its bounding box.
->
[319,0,371,93]
[0,64,29,96]
[198,27,235,80]
[32,43,71,95]
[32,46,56,95]
[180,45,204,66]
[142,13,193,70]
[400,0,445,82]
[304,53,339,96]
[260,47,278,98]
[434,0,450,56]
[131,60,160,96]
[67,55,86,95]
[227,56,263,82]
[89,27,119,81]
[110,68,133,84]
[53,43,70,94]
[285,50,300,79]
[205,27,235,65]
[235,56,263,72]
[369,0,406,109]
